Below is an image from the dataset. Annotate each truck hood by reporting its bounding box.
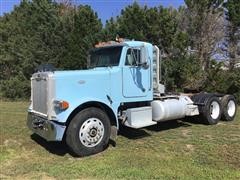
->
[54,67,110,78]
[52,67,111,110]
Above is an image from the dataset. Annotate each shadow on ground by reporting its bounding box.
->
[119,119,195,139]
[147,120,192,131]
[31,134,72,156]
[183,116,205,125]
[31,134,116,157]
[119,127,151,139]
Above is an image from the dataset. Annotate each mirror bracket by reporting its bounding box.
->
[140,46,149,69]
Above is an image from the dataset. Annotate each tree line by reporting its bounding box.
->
[0,0,239,102]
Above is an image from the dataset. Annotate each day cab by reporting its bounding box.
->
[27,39,237,156]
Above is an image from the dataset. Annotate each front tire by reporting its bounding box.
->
[66,107,111,157]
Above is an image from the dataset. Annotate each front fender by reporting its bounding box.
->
[55,98,119,129]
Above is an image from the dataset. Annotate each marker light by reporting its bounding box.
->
[54,100,69,110]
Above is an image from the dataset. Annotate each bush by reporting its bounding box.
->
[0,74,30,100]
[204,62,240,104]
[162,56,240,104]
[162,55,205,91]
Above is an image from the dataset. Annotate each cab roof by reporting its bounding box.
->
[94,40,151,49]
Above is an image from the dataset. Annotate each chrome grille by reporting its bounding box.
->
[32,73,48,115]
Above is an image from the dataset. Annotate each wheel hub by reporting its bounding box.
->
[210,101,220,119]
[79,118,104,147]
[227,100,236,117]
[89,128,97,137]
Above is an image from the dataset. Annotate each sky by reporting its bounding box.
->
[0,0,185,23]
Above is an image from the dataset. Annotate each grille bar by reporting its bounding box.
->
[32,73,49,115]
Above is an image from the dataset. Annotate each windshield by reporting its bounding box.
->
[89,46,123,68]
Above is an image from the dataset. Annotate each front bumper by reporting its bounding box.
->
[27,112,66,141]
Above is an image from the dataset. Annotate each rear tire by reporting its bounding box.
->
[201,96,222,125]
[66,107,111,157]
[221,95,237,121]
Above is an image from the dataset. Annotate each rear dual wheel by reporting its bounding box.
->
[200,95,237,125]
[221,95,237,121]
[202,96,222,125]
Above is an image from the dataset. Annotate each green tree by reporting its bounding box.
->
[0,0,102,99]
[117,2,147,41]
[225,0,240,69]
[184,0,224,71]
[101,17,119,41]
[103,2,188,57]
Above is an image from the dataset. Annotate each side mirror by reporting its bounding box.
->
[139,46,149,69]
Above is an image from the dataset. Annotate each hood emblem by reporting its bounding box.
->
[78,80,86,84]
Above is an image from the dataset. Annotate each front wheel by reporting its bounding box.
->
[66,107,111,157]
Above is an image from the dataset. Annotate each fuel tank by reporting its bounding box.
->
[151,96,191,121]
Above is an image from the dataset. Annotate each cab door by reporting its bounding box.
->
[122,48,150,98]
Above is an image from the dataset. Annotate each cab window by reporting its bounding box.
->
[89,46,123,68]
[125,48,141,66]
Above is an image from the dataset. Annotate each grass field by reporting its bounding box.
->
[0,101,239,179]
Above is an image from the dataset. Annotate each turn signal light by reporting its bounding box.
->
[60,101,69,110]
[54,100,69,110]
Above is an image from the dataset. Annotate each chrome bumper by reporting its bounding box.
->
[27,112,66,141]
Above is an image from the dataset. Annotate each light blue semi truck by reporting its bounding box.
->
[27,39,237,156]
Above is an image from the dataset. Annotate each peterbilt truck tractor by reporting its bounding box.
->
[27,39,237,156]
